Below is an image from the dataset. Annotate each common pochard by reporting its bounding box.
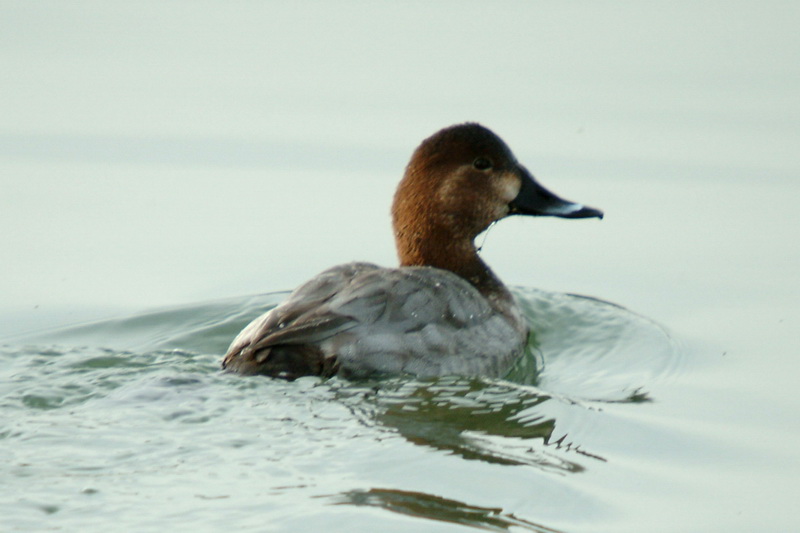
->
[222,123,602,379]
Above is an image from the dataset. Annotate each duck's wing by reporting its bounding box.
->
[222,262,381,373]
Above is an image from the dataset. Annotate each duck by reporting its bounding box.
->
[222,123,602,380]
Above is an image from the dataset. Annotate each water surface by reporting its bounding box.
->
[3,288,689,532]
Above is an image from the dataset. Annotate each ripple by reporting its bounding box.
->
[514,287,684,403]
[2,289,683,479]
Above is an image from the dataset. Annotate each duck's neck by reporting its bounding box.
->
[395,224,511,303]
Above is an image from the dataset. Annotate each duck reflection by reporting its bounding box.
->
[332,487,566,533]
[336,375,606,472]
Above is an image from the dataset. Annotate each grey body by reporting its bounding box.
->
[223,262,528,379]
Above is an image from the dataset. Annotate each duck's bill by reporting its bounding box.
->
[509,169,603,219]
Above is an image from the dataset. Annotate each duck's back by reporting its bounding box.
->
[222,262,528,379]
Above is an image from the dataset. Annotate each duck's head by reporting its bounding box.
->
[392,123,602,266]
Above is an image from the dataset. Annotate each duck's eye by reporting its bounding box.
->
[473,157,492,170]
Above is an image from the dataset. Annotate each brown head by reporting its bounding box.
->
[391,123,602,289]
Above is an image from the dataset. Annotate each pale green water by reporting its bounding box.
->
[4,289,688,532]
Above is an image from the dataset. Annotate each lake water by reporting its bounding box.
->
[2,2,799,532]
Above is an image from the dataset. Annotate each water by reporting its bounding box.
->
[2,1,799,531]
[4,283,796,532]
[3,289,684,532]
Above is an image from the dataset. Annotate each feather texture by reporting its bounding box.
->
[222,262,528,379]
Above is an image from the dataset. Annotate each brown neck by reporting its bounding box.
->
[394,221,510,302]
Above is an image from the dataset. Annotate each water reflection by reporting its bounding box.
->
[336,378,604,472]
[332,487,566,532]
